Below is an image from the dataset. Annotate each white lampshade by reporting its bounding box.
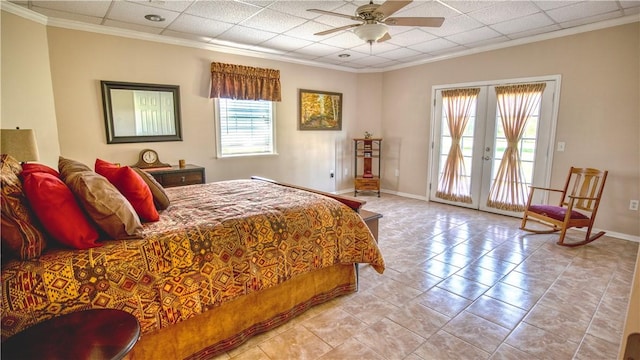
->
[1,129,40,162]
[353,23,388,43]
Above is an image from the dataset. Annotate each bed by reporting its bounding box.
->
[0,155,385,359]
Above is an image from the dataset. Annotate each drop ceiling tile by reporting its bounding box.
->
[463,35,511,49]
[294,42,345,57]
[468,2,541,25]
[533,1,581,11]
[161,29,214,43]
[490,12,555,35]
[242,8,308,33]
[424,14,484,37]
[217,24,278,45]
[440,1,500,14]
[108,1,180,28]
[185,1,262,24]
[624,6,640,15]
[387,28,437,47]
[620,1,640,9]
[428,44,468,56]
[310,2,360,27]
[168,13,233,37]
[259,34,313,52]
[351,40,402,56]
[395,1,460,18]
[125,0,194,13]
[31,0,111,17]
[376,46,422,60]
[446,26,502,45]
[287,21,339,41]
[546,1,621,22]
[408,37,459,53]
[30,6,103,24]
[507,24,562,39]
[268,1,345,19]
[103,19,163,34]
[558,10,625,28]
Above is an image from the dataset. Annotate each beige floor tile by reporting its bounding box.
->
[490,343,541,359]
[442,311,510,353]
[369,277,424,306]
[574,333,620,360]
[467,295,527,330]
[317,337,384,360]
[523,302,593,343]
[354,318,425,360]
[505,322,579,359]
[416,286,472,317]
[412,330,490,360]
[302,308,368,348]
[258,325,332,360]
[437,274,490,300]
[229,346,271,360]
[339,291,400,325]
[385,301,450,338]
[455,265,504,287]
[485,282,541,311]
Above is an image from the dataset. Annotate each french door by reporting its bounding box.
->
[429,76,560,216]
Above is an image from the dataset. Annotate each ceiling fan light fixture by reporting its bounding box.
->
[353,23,388,43]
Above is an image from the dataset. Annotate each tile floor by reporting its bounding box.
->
[213,194,638,360]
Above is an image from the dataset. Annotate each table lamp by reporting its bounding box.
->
[1,128,40,163]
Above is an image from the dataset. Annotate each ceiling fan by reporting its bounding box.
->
[307,0,444,44]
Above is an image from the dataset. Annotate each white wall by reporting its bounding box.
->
[1,10,60,166]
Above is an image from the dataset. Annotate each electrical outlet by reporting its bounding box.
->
[395,169,399,177]
[557,142,565,152]
[344,168,348,176]
[630,200,639,211]
[330,170,334,178]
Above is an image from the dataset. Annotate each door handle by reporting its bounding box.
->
[483,156,491,160]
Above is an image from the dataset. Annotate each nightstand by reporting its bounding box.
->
[359,209,382,243]
[144,164,205,188]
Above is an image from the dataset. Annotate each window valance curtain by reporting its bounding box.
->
[210,62,281,101]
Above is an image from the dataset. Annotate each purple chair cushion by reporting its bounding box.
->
[529,205,589,221]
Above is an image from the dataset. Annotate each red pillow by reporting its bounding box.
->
[20,163,60,178]
[95,159,159,222]
[22,172,101,249]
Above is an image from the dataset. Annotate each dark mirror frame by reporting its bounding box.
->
[101,80,183,144]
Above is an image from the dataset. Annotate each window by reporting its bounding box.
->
[214,98,276,157]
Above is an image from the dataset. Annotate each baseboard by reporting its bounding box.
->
[336,187,639,243]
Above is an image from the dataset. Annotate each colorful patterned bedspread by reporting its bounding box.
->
[1,180,384,339]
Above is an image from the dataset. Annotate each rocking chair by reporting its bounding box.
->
[520,167,608,247]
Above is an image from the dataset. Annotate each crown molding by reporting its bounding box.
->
[1,1,47,25]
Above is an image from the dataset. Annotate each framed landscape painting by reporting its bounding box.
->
[299,89,342,130]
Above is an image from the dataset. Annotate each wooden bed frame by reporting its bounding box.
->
[127,177,369,359]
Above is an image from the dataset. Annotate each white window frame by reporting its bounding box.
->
[214,98,277,158]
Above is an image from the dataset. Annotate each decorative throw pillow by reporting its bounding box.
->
[64,170,143,239]
[0,154,47,259]
[20,163,60,178]
[58,156,92,179]
[132,167,171,210]
[22,172,101,249]
[95,159,159,222]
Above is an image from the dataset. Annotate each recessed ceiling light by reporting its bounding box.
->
[338,53,350,58]
[144,14,165,22]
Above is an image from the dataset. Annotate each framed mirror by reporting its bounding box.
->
[101,81,183,144]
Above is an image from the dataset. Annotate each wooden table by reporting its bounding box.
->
[1,309,140,360]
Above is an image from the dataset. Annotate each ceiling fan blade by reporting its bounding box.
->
[307,9,360,21]
[377,32,392,43]
[376,0,413,18]
[383,17,445,27]
[314,23,361,36]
